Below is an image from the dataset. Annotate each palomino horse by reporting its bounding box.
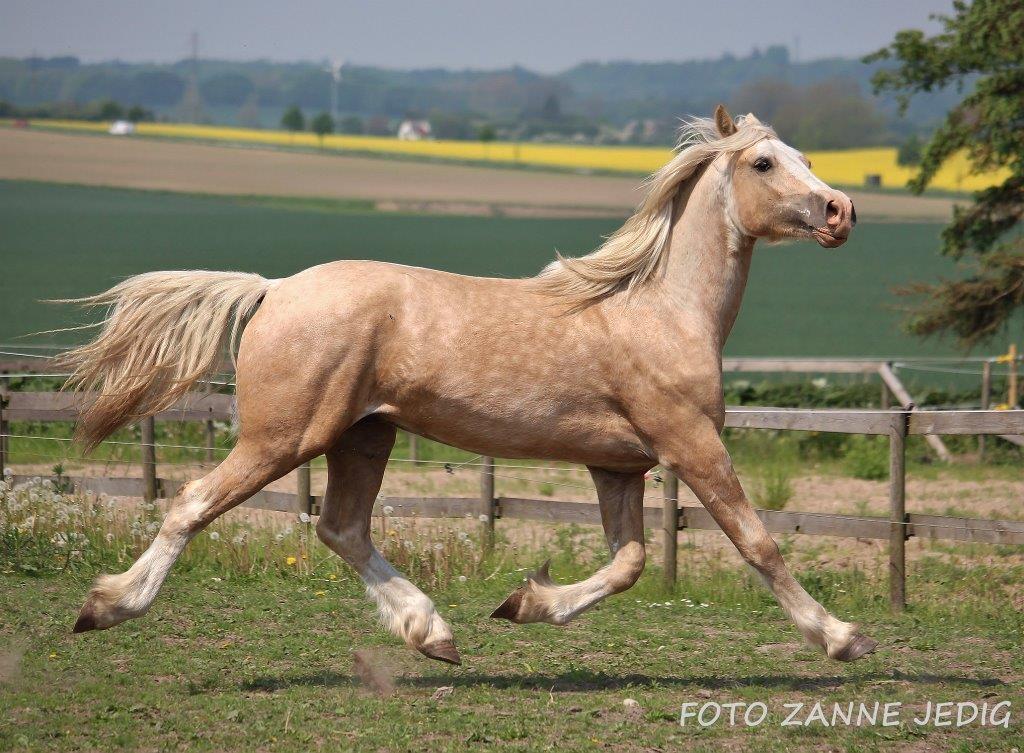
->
[65,105,875,665]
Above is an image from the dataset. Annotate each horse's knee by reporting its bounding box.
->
[736,535,782,572]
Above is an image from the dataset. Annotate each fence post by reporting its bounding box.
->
[205,417,216,465]
[1010,343,1019,408]
[408,432,420,465]
[0,388,9,476]
[297,461,313,517]
[141,416,157,502]
[480,456,495,550]
[888,411,908,612]
[979,360,992,459]
[662,472,679,590]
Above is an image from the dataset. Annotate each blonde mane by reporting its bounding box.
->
[533,115,775,307]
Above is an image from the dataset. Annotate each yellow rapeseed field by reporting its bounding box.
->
[19,119,1007,192]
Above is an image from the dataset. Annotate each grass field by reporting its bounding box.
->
[0,179,988,358]
[2,530,1022,752]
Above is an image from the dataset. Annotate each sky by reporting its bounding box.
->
[1,0,953,72]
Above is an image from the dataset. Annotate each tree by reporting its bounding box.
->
[310,111,334,146]
[867,0,1024,347]
[897,134,923,166]
[98,100,123,120]
[478,124,496,142]
[280,105,305,133]
[126,105,152,122]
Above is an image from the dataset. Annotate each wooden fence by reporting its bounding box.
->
[1,387,1022,613]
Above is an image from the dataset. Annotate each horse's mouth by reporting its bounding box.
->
[805,225,848,248]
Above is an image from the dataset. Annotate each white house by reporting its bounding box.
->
[397,120,432,141]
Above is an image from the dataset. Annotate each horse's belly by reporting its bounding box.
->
[376,401,654,471]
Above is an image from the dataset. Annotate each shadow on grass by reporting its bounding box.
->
[242,669,1006,694]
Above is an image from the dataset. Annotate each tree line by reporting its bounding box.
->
[0,47,962,150]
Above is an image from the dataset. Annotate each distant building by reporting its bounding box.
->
[397,120,432,141]
[108,120,136,136]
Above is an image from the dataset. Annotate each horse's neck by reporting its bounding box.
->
[659,165,755,350]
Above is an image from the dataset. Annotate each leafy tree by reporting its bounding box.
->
[280,105,305,133]
[867,0,1024,347]
[478,124,496,142]
[127,105,154,122]
[310,111,334,145]
[897,134,923,166]
[98,100,123,120]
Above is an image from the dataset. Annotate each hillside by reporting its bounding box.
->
[0,46,962,147]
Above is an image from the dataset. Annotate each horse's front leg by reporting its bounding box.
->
[491,467,646,625]
[659,416,877,661]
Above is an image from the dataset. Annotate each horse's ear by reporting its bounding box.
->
[714,104,737,137]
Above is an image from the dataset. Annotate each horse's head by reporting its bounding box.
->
[714,105,856,249]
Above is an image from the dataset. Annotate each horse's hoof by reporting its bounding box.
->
[490,560,554,624]
[490,587,526,623]
[72,602,98,633]
[831,633,878,662]
[420,639,462,666]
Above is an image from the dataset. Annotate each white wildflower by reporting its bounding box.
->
[208,531,220,541]
[478,514,489,523]
[299,512,311,524]
[458,575,467,583]
[382,505,394,516]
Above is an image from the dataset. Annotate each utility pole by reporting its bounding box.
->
[179,31,204,123]
[324,59,343,123]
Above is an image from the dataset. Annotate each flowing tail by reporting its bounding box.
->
[57,271,273,452]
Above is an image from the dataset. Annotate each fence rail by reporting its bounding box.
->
[1,387,1023,613]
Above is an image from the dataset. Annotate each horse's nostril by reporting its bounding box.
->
[825,200,841,227]
[850,202,857,226]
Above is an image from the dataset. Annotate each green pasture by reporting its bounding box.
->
[2,539,1022,752]
[0,179,992,358]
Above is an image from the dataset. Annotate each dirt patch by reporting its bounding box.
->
[0,128,957,221]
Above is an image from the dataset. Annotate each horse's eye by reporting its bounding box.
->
[753,158,772,173]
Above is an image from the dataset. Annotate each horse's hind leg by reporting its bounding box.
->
[491,467,646,625]
[73,439,299,632]
[315,417,460,665]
